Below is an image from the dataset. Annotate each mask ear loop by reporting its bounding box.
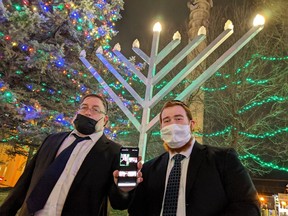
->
[98,116,108,127]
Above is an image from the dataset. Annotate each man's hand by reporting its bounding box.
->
[113,156,143,192]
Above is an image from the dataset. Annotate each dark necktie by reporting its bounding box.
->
[26,134,90,213]
[163,154,186,216]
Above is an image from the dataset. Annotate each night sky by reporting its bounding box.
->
[112,0,190,56]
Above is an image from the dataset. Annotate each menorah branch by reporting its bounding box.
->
[152,33,206,85]
[79,57,141,131]
[97,53,144,105]
[150,27,234,108]
[113,50,148,85]
[176,24,264,102]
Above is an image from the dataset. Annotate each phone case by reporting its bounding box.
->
[117,147,139,187]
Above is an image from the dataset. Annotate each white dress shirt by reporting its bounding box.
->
[35,130,103,216]
[160,138,195,216]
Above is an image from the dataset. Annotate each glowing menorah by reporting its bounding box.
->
[80,15,265,161]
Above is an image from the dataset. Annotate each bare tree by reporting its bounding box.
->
[203,0,288,176]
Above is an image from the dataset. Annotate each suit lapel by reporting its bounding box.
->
[68,134,110,192]
[90,134,111,153]
[186,142,206,201]
[45,132,70,163]
[148,152,169,214]
[157,153,169,202]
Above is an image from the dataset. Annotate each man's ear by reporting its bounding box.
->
[159,122,163,130]
[104,115,109,126]
[190,120,195,131]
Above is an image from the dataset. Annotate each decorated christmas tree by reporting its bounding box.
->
[0,0,130,159]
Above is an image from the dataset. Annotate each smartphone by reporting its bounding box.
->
[117,147,139,187]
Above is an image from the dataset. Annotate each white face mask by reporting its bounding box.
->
[160,124,192,149]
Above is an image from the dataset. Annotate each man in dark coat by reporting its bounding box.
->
[0,94,134,216]
[128,100,261,216]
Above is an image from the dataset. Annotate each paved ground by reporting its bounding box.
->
[0,189,127,215]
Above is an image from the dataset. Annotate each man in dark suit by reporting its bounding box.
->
[128,100,260,216]
[0,94,136,216]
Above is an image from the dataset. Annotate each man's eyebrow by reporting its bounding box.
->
[162,114,184,120]
[174,114,184,118]
[80,103,100,108]
[91,105,100,108]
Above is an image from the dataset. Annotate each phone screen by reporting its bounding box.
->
[117,147,139,187]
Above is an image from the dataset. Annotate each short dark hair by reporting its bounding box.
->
[159,100,193,124]
[80,94,108,114]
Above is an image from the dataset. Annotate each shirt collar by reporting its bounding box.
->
[169,137,195,161]
[71,129,103,143]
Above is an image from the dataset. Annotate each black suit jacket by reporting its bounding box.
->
[0,132,129,216]
[129,142,260,216]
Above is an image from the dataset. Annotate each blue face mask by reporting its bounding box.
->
[73,114,99,135]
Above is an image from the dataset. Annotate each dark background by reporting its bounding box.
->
[112,0,190,56]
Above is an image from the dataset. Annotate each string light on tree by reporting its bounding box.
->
[239,153,288,172]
